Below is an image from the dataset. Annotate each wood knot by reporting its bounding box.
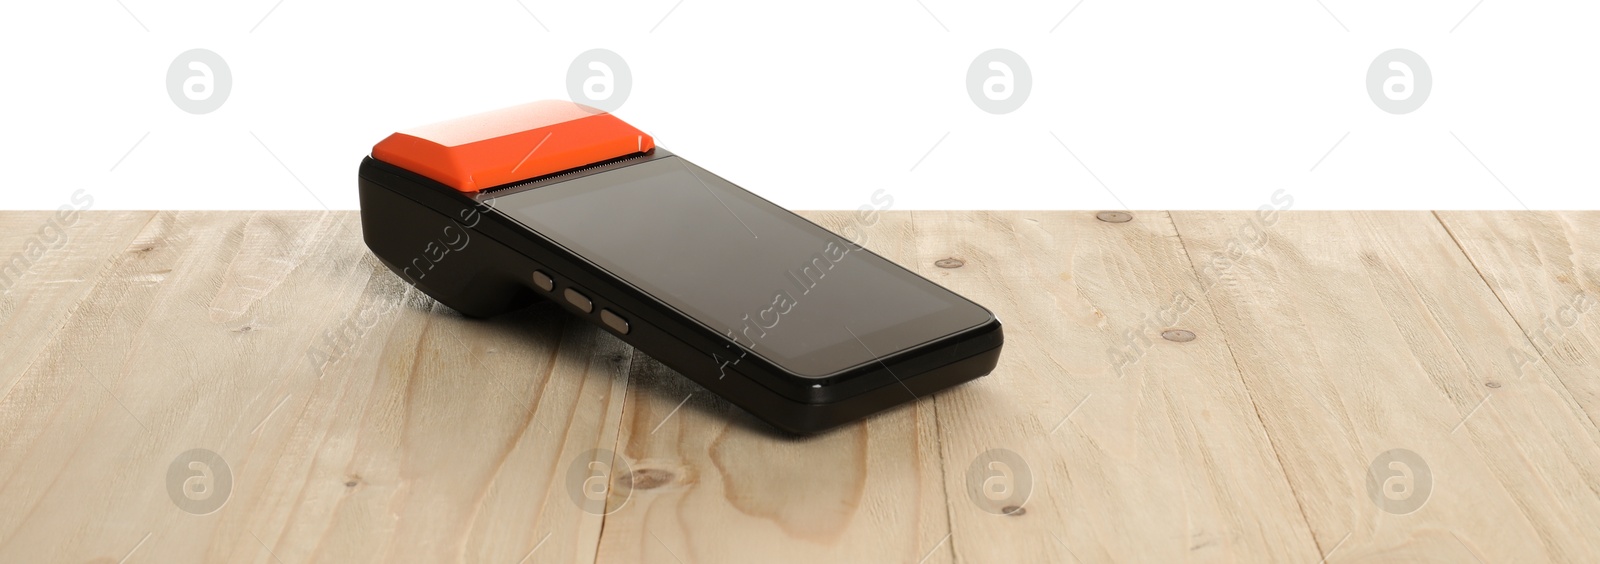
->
[622,468,676,490]
[935,258,965,269]
[1162,329,1196,343]
[1485,381,1502,389]
[1096,211,1133,223]
[1001,505,1026,516]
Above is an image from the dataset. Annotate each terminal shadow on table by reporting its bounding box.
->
[407,296,813,440]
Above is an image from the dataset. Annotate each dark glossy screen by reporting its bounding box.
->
[488,156,989,377]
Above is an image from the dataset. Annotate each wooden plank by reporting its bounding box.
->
[913,211,1319,562]
[593,211,954,563]
[0,211,630,563]
[1170,211,1600,563]
[6,210,1598,562]
[1435,212,1600,438]
[0,210,156,399]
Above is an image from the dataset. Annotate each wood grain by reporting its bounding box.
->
[913,211,1317,563]
[0,211,1597,563]
[0,212,630,563]
[1435,212,1600,438]
[1170,211,1600,563]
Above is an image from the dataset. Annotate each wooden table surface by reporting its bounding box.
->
[3,211,1599,563]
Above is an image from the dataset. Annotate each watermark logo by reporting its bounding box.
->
[967,49,1031,115]
[567,49,632,113]
[0,189,93,295]
[1365,448,1431,514]
[167,49,232,115]
[565,448,631,515]
[965,448,1032,515]
[305,291,400,374]
[720,188,893,366]
[1507,291,1594,378]
[166,448,233,515]
[1108,290,1197,377]
[1108,189,1292,377]
[1367,49,1430,115]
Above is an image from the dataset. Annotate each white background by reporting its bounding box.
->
[1,0,1595,211]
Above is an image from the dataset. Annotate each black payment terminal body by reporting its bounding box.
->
[357,100,1003,434]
